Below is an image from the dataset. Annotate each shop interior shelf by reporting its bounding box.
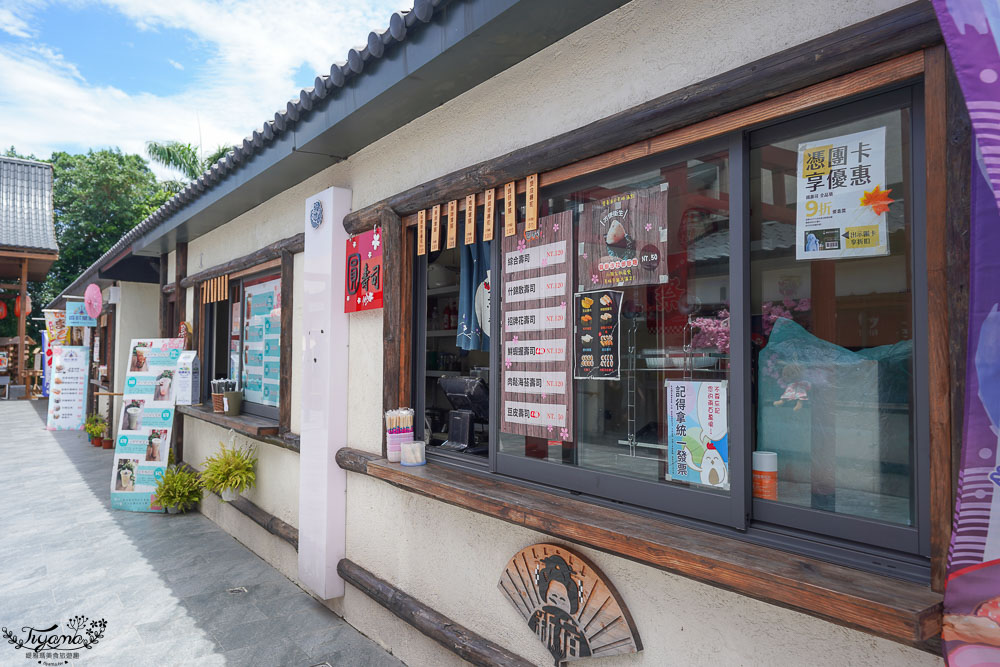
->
[426,330,457,338]
[425,370,461,377]
[427,285,460,296]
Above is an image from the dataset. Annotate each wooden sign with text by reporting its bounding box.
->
[525,173,538,232]
[430,204,441,252]
[484,188,495,240]
[465,194,477,245]
[446,199,458,249]
[504,181,516,237]
[417,209,427,256]
[499,543,642,665]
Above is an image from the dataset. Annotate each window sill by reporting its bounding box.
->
[336,447,941,647]
[177,404,299,452]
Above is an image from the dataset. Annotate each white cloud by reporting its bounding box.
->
[0,0,407,179]
[167,58,184,71]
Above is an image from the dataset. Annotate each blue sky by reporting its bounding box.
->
[0,0,403,179]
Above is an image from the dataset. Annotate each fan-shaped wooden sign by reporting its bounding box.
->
[498,543,642,666]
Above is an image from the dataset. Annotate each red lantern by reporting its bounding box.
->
[14,294,30,318]
[0,301,6,320]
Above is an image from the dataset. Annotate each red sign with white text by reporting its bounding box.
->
[345,227,384,313]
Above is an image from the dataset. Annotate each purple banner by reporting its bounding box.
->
[934,2,1000,661]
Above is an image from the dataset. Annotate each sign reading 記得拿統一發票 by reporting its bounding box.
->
[499,543,641,666]
[110,338,183,513]
[795,127,892,261]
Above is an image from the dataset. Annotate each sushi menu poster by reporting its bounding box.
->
[578,185,669,290]
[501,210,573,441]
[574,291,623,381]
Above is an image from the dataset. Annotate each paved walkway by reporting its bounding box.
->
[0,400,404,667]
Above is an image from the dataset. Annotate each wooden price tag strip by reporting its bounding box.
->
[464,194,476,245]
[484,188,495,240]
[504,181,516,237]
[417,209,427,256]
[430,204,441,252]
[524,173,538,232]
[446,200,458,249]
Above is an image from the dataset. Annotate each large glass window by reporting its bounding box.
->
[411,84,928,565]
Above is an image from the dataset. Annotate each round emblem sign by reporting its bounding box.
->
[310,200,324,229]
[639,244,661,271]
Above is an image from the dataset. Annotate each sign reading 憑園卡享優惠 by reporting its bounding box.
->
[110,338,183,513]
[345,227,383,313]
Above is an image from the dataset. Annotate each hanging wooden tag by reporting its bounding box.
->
[417,209,427,256]
[525,173,538,232]
[464,194,476,245]
[446,199,458,249]
[430,204,441,252]
[483,188,495,240]
[504,181,516,237]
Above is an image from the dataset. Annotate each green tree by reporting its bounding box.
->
[145,141,233,181]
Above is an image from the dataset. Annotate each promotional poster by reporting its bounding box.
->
[110,338,183,513]
[242,278,281,408]
[573,290,623,381]
[665,380,729,490]
[45,346,89,431]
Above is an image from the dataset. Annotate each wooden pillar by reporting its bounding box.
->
[279,249,293,433]
[17,258,27,386]
[380,206,403,458]
[159,253,169,338]
[175,242,188,329]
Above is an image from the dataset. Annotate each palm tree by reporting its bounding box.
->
[145,141,234,181]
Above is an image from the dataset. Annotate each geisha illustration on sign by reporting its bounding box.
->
[498,544,641,666]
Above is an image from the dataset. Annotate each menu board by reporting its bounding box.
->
[45,346,90,430]
[578,185,669,290]
[111,338,183,512]
[665,380,729,490]
[795,127,890,260]
[0,351,7,372]
[502,210,573,441]
[242,277,280,407]
[573,290,623,381]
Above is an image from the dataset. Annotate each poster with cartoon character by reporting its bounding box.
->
[665,380,729,489]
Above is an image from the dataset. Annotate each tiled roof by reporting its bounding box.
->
[0,156,56,253]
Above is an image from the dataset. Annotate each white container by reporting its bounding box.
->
[220,488,239,502]
[400,441,426,466]
[175,351,200,405]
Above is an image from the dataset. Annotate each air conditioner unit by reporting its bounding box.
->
[107,286,121,304]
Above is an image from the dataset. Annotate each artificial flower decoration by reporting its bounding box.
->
[859,185,894,216]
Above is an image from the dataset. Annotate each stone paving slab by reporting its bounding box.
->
[0,400,405,667]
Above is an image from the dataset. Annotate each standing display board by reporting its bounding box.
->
[795,127,891,260]
[45,346,89,430]
[110,338,183,512]
[242,278,281,408]
[577,186,670,290]
[502,210,573,441]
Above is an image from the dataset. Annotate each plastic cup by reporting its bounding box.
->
[400,441,426,466]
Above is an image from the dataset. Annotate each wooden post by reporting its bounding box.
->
[279,249,294,433]
[17,258,27,386]
[159,253,169,337]
[380,206,403,458]
[175,242,188,328]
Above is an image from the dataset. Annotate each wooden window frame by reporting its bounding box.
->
[376,45,967,601]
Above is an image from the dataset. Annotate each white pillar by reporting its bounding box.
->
[298,186,352,599]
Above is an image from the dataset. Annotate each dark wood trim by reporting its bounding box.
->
[178,233,304,289]
[398,210,413,409]
[380,206,403,457]
[162,283,177,296]
[278,250,293,433]
[180,463,298,548]
[176,242,188,332]
[924,45,952,593]
[344,2,940,233]
[336,448,942,645]
[176,404,299,448]
[338,559,534,667]
[159,253,169,338]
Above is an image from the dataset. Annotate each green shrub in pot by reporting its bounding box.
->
[201,437,256,502]
[155,465,203,513]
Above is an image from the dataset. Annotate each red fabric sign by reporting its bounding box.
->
[345,227,383,313]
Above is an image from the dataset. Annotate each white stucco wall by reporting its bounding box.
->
[161,0,938,663]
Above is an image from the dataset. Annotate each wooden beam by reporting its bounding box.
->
[278,250,293,433]
[17,258,27,385]
[178,234,304,289]
[176,242,188,330]
[925,45,951,594]
[0,249,59,261]
[380,206,403,457]
[344,2,939,233]
[337,558,534,667]
[336,448,943,645]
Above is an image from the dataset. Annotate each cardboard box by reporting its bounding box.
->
[175,351,200,405]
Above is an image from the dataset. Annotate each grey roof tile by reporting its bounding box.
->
[0,156,57,252]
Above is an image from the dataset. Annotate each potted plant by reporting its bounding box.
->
[154,465,203,514]
[201,437,256,502]
[85,414,106,447]
[102,423,114,449]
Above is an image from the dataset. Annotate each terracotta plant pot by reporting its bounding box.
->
[91,436,102,447]
[102,438,114,449]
